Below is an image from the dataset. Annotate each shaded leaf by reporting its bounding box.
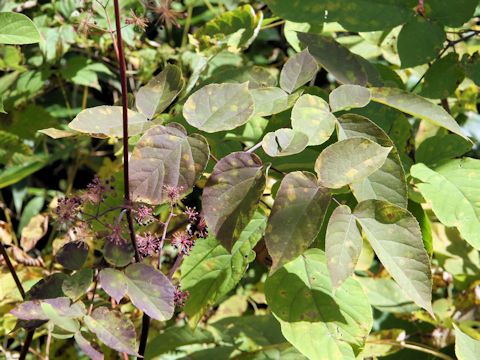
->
[68,106,149,138]
[62,269,93,302]
[27,273,68,300]
[60,56,112,91]
[55,241,89,270]
[266,171,330,273]
[11,297,85,320]
[411,159,480,250]
[98,268,127,304]
[329,85,371,113]
[326,205,363,289]
[135,64,184,119]
[420,53,464,99]
[74,332,104,360]
[279,48,318,93]
[315,137,392,189]
[262,128,309,157]
[415,133,471,166]
[370,87,469,141]
[0,12,40,44]
[129,123,209,205]
[250,87,298,117]
[183,82,254,133]
[455,324,480,360]
[354,200,433,314]
[202,152,266,251]
[291,94,336,146]
[428,0,478,27]
[103,240,134,268]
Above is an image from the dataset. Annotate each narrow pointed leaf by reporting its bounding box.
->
[98,268,127,304]
[279,48,318,93]
[315,138,392,189]
[129,123,209,205]
[183,82,254,133]
[203,152,266,251]
[135,64,184,119]
[266,171,330,273]
[329,85,371,113]
[326,205,363,288]
[291,94,336,146]
[354,200,433,314]
[262,128,309,157]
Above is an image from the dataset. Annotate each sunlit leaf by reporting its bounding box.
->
[354,200,433,314]
[250,87,298,117]
[415,133,471,166]
[262,128,309,157]
[0,12,40,44]
[329,85,371,113]
[129,123,209,205]
[183,82,254,133]
[454,324,480,360]
[266,171,330,273]
[315,137,392,189]
[291,94,336,146]
[279,48,318,93]
[38,128,76,139]
[203,152,266,251]
[325,205,363,288]
[20,214,48,252]
[135,64,184,119]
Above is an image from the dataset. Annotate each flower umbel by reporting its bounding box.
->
[83,175,107,204]
[171,231,194,255]
[174,286,189,307]
[145,0,183,29]
[136,232,161,257]
[106,224,125,245]
[163,185,184,204]
[55,196,82,224]
[135,205,155,225]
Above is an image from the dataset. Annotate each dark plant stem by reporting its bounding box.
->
[112,0,150,357]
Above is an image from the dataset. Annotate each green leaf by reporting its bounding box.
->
[183,82,255,133]
[202,152,266,251]
[266,0,412,32]
[329,85,371,113]
[11,297,85,321]
[181,212,267,325]
[124,263,175,321]
[62,269,93,301]
[415,133,472,166]
[428,0,478,27]
[291,94,336,146]
[0,12,40,44]
[98,268,127,304]
[41,302,80,333]
[266,171,330,273]
[0,155,49,189]
[265,249,372,359]
[135,64,184,119]
[454,324,480,360]
[250,87,299,117]
[284,21,323,53]
[0,96,5,113]
[370,87,469,141]
[397,18,446,68]
[325,205,363,289]
[84,307,139,356]
[129,123,209,205]
[68,106,149,138]
[420,53,465,99]
[60,56,112,91]
[262,128,309,157]
[337,114,408,208]
[354,200,433,314]
[55,241,89,270]
[298,32,367,85]
[315,137,392,189]
[411,159,480,250]
[279,48,318,93]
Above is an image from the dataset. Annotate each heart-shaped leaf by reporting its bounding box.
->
[183,82,254,133]
[315,137,392,189]
[279,48,318,93]
[262,128,309,157]
[129,123,210,205]
[203,152,266,251]
[265,171,330,273]
[329,85,371,113]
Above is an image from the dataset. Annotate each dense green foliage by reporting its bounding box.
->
[1,1,480,359]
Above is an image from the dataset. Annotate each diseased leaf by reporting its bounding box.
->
[315,137,392,189]
[84,307,139,356]
[250,87,298,117]
[415,133,471,166]
[0,12,40,44]
[11,297,85,320]
[454,324,480,360]
[262,129,309,157]
[354,200,433,314]
[68,106,149,138]
[55,241,89,271]
[329,85,371,113]
[298,32,367,86]
[98,268,127,304]
[265,249,372,359]
[20,214,48,252]
[74,332,104,360]
[135,64,184,119]
[266,171,330,273]
[326,205,363,289]
[411,159,480,250]
[202,152,266,251]
[124,263,175,321]
[183,82,254,133]
[370,87,469,141]
[62,269,93,301]
[279,48,318,93]
[337,114,408,208]
[291,94,336,146]
[129,123,209,205]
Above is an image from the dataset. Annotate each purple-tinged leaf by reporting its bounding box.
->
[124,263,175,321]
[202,152,266,251]
[280,48,318,94]
[62,269,93,301]
[98,268,127,304]
[84,307,139,356]
[74,332,104,360]
[265,171,330,273]
[129,123,210,205]
[11,297,85,320]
